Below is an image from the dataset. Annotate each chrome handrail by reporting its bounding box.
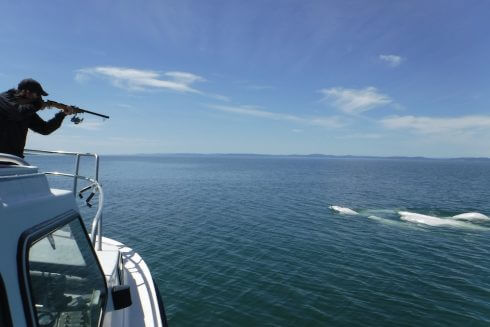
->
[25,149,100,194]
[45,172,104,250]
[0,153,30,166]
[24,149,104,251]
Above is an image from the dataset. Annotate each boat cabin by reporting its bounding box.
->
[0,151,167,327]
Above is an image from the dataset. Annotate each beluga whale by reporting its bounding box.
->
[329,205,359,215]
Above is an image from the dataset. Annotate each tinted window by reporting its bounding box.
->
[27,219,106,327]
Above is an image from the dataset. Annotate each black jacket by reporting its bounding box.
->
[0,89,65,157]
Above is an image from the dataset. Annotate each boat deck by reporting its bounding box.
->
[97,237,164,327]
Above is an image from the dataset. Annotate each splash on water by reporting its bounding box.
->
[329,204,489,231]
[367,215,410,227]
[398,211,487,230]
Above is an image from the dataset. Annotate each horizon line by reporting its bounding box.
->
[74,152,490,160]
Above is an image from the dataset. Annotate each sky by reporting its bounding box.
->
[1,0,490,157]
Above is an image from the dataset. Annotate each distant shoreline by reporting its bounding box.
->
[23,151,490,161]
[99,153,490,161]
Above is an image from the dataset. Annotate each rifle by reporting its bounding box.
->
[45,100,110,124]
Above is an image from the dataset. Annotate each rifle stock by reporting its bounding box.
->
[45,100,110,119]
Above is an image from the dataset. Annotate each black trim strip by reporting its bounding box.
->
[0,274,13,327]
[153,278,169,327]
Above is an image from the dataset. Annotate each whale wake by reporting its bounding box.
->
[329,205,489,230]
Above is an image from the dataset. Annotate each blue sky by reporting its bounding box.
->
[1,0,490,157]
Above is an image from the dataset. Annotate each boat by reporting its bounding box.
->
[0,149,168,327]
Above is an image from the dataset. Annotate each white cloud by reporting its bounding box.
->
[164,71,206,85]
[320,87,392,114]
[107,136,160,145]
[247,85,275,91]
[76,66,205,94]
[337,133,382,139]
[116,104,133,109]
[379,54,403,67]
[74,72,90,83]
[26,132,161,155]
[67,121,104,131]
[208,104,343,128]
[207,94,231,102]
[381,115,490,134]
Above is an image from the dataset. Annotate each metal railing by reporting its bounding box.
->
[25,149,101,195]
[0,153,31,166]
[23,149,105,250]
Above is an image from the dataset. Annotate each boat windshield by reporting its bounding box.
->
[27,218,107,327]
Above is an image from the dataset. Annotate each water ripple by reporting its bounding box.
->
[27,155,490,326]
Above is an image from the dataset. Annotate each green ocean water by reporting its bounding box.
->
[28,155,490,326]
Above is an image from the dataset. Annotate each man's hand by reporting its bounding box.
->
[45,100,75,115]
[60,106,76,115]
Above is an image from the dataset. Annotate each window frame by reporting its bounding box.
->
[17,210,108,327]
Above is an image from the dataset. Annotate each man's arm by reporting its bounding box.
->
[28,111,66,135]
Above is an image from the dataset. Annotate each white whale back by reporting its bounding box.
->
[452,212,490,221]
[329,206,359,215]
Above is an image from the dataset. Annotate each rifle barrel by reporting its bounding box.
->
[46,100,110,119]
[73,107,110,119]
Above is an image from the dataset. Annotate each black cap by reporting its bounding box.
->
[18,78,49,96]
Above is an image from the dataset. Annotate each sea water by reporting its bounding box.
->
[26,155,490,326]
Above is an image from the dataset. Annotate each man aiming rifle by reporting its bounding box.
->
[0,78,108,158]
[44,100,110,124]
